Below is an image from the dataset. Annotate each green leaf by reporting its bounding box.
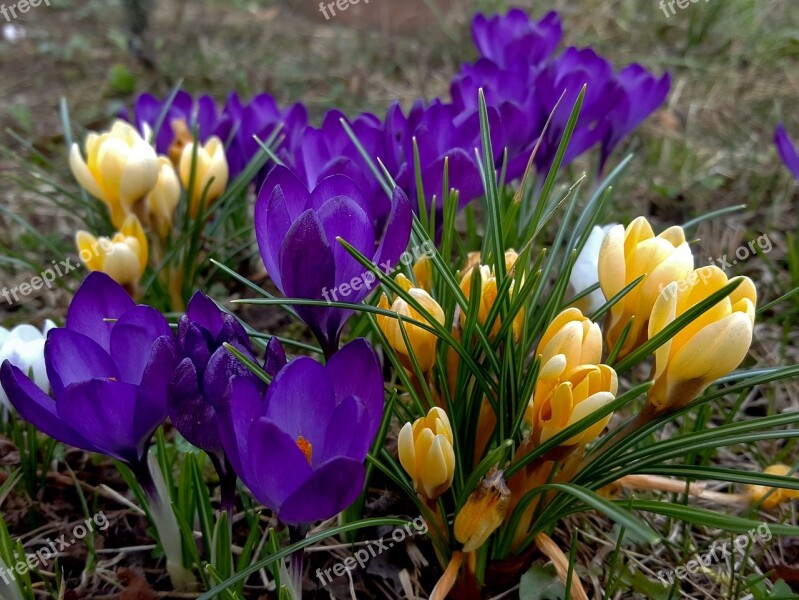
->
[519,564,565,600]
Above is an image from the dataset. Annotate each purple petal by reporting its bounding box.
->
[326,338,384,444]
[216,377,266,481]
[776,124,799,180]
[317,395,368,463]
[264,356,335,448]
[58,379,143,463]
[168,357,221,453]
[185,291,225,338]
[278,457,365,524]
[135,335,177,437]
[316,193,375,292]
[373,187,412,273]
[66,273,135,353]
[244,418,314,513]
[278,210,339,349]
[110,305,173,385]
[204,344,257,410]
[0,362,101,452]
[45,329,119,396]
[264,338,288,378]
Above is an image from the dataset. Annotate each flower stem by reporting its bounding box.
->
[135,454,196,591]
[284,524,309,600]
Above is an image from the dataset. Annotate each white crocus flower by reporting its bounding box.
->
[569,224,618,315]
[0,320,55,413]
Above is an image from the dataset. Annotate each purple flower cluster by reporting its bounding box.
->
[129,9,669,215]
[126,90,308,180]
[0,273,385,525]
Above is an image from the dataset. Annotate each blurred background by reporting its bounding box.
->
[1,0,798,329]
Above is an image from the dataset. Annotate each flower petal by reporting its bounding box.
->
[45,329,119,396]
[278,457,365,524]
[0,362,101,452]
[65,272,135,353]
[58,379,142,463]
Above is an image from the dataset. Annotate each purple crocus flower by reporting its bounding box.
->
[451,59,542,181]
[168,291,264,511]
[169,292,257,456]
[217,338,384,524]
[0,272,177,471]
[528,47,624,174]
[289,110,391,225]
[385,99,502,210]
[600,64,670,171]
[254,165,412,357]
[0,273,195,588]
[471,9,562,69]
[236,93,309,183]
[129,90,238,157]
[775,124,799,180]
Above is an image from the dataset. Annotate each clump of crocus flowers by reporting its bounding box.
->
[69,118,230,298]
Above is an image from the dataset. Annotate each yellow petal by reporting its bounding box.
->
[598,224,626,300]
[649,282,678,380]
[422,435,454,499]
[565,391,615,445]
[667,312,753,384]
[119,142,159,209]
[119,214,149,274]
[69,143,107,202]
[75,231,104,271]
[397,422,417,482]
[103,242,142,287]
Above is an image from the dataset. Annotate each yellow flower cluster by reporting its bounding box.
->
[69,119,229,290]
[388,218,759,557]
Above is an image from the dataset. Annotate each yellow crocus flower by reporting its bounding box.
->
[147,157,181,240]
[536,307,602,367]
[377,274,445,373]
[75,214,148,291]
[459,249,524,341]
[598,217,694,358]
[526,361,618,447]
[178,136,229,218]
[412,254,433,292]
[69,120,160,229]
[398,407,456,500]
[647,266,756,412]
[454,468,510,552]
[524,308,613,447]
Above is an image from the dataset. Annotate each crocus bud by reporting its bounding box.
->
[398,407,456,500]
[76,214,148,292]
[147,157,181,239]
[454,468,510,552]
[746,464,799,509]
[459,249,524,341]
[413,254,433,292]
[69,120,159,229]
[179,136,229,218]
[598,217,693,358]
[536,308,602,367]
[377,274,445,373]
[568,224,617,315]
[647,266,756,413]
